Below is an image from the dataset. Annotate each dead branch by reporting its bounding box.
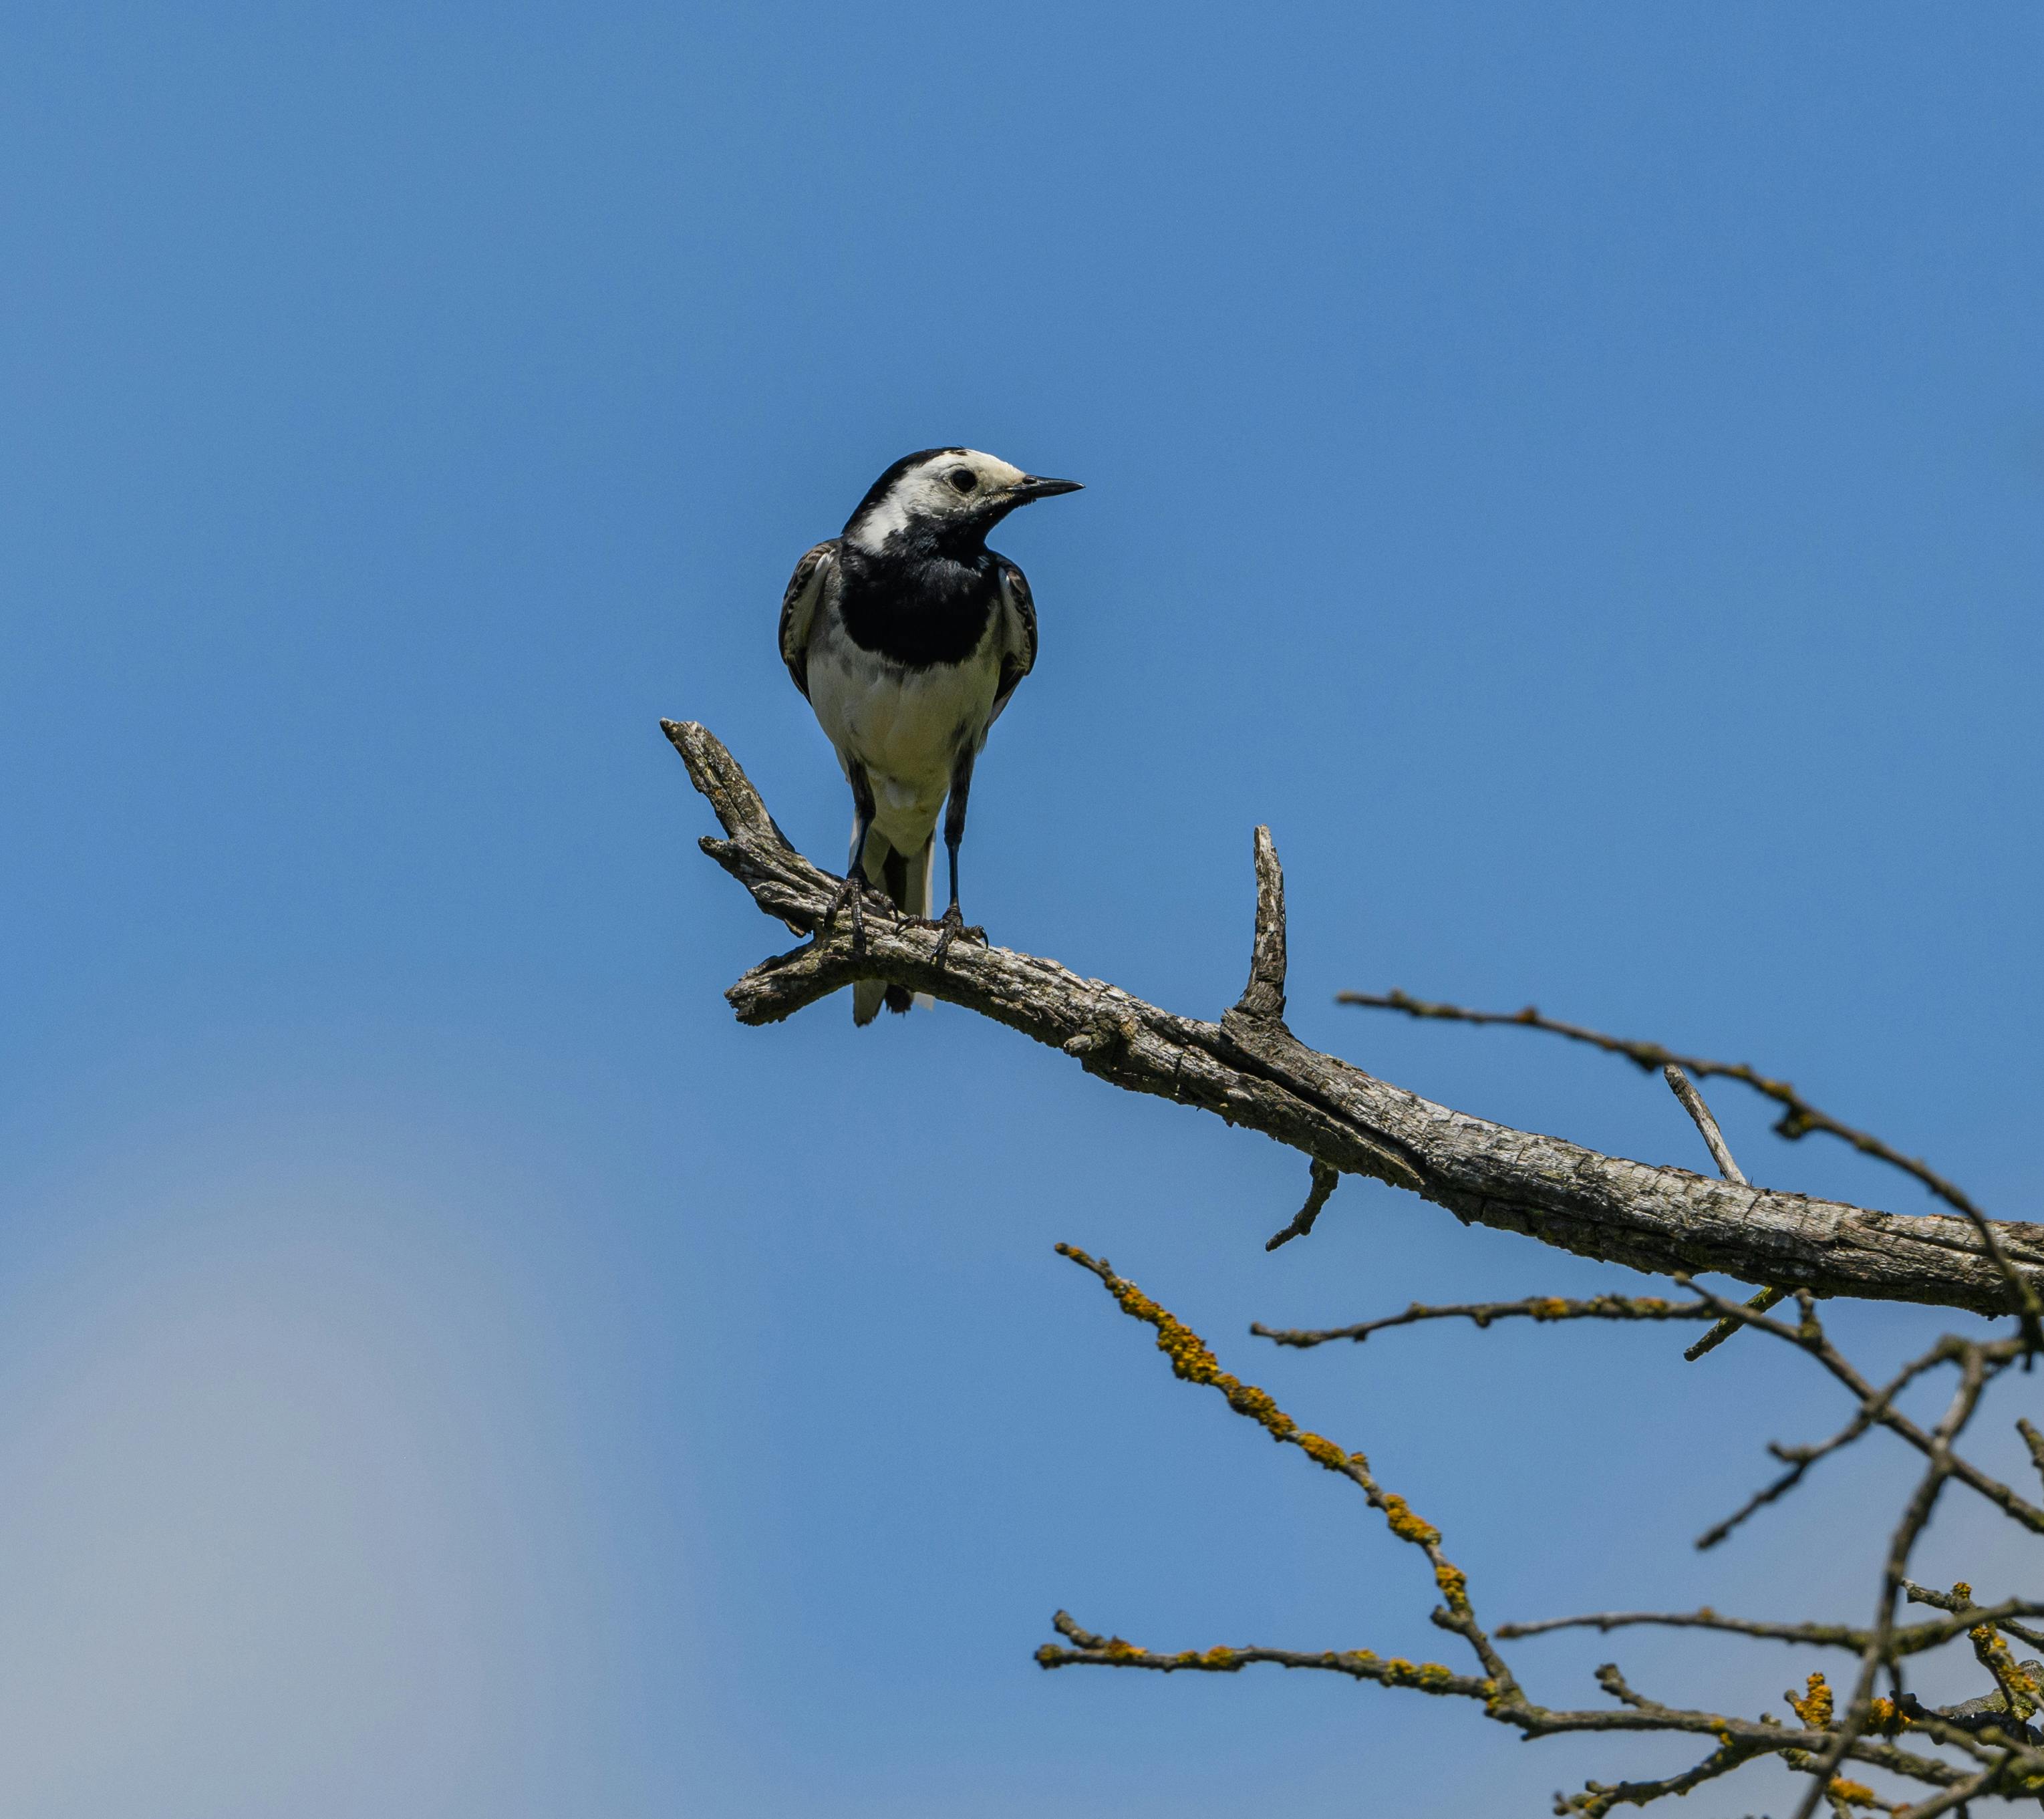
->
[663,719,2044,1320]
[1338,989,1975,1218]
[1497,1604,2044,1661]
[1902,1583,2044,1657]
[1244,1264,2044,1549]
[1037,1246,2013,1816]
[1340,988,2044,1347]
[1264,1158,1339,1251]
[1252,1290,1715,1348]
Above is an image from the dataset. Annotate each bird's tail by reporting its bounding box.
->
[851,828,934,1026]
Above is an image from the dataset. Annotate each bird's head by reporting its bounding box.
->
[843,448,1081,555]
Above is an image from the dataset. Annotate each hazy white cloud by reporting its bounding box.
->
[0,1173,618,1818]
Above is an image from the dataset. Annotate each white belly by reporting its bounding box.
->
[807,616,999,850]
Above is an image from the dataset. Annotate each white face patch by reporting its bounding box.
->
[847,450,1030,553]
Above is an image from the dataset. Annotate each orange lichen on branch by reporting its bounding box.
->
[1376,1655,1462,1691]
[1380,1494,1441,1547]
[1296,1431,1350,1470]
[1787,1671,1835,1729]
[1434,1562,1471,1616]
[1968,1621,2041,1722]
[1166,1645,1244,1671]
[1864,1696,1912,1737]
[1056,1242,1484,1644]
[1036,1627,1486,1697]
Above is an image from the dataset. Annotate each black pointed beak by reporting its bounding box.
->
[1009,475,1083,503]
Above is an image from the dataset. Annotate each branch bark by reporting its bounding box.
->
[664,719,2044,1318]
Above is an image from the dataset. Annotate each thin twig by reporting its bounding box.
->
[1901,1581,2044,1655]
[1670,1280,2044,1540]
[1662,1062,1793,1363]
[1662,1063,1747,1185]
[1253,1291,1713,1349]
[1497,1601,2044,1659]
[2019,1419,2044,1495]
[1693,1339,1968,1551]
[1265,1159,1339,1251]
[1787,1347,1991,1819]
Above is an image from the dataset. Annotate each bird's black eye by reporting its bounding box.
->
[948,468,978,495]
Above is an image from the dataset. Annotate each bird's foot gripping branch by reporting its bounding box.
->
[665,716,2044,1320]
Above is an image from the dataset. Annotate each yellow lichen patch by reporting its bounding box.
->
[1528,1298,1573,1320]
[1970,1621,2040,1720]
[1297,1432,1349,1471]
[1058,1244,1477,1624]
[1951,1580,1973,1604]
[1865,1695,1911,1736]
[1786,1671,1834,1729]
[1164,1647,1242,1671]
[1101,1635,1145,1663]
[1223,1381,1296,1437]
[1826,1778,1877,1809]
[1433,1562,1471,1615]
[1375,1657,1459,1693]
[1380,1494,1442,1548]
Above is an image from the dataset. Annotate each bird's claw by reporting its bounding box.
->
[822,872,890,954]
[920,905,987,966]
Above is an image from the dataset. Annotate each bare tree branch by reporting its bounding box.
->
[1662,1284,2044,1542]
[1253,1290,1713,1349]
[1902,1582,2044,1657]
[1497,1603,2044,1660]
[1339,988,2044,1349]
[1338,990,1972,1216]
[1246,1268,2044,1557]
[664,720,2044,1318]
[1788,1350,1991,1819]
[1039,1246,2007,1815]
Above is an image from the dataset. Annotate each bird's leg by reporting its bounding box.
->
[824,766,880,954]
[929,750,987,964]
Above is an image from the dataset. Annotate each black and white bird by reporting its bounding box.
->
[778,447,1082,1024]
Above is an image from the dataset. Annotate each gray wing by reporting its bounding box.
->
[778,540,838,698]
[991,557,1038,722]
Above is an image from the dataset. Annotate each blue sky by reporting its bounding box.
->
[3,4,2041,1813]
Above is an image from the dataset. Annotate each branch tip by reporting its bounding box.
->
[1233,823,1288,1024]
[1265,1159,1340,1251]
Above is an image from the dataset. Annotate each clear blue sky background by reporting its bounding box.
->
[4,5,2041,1814]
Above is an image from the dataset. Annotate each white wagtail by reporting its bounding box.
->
[778,448,1082,1024]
